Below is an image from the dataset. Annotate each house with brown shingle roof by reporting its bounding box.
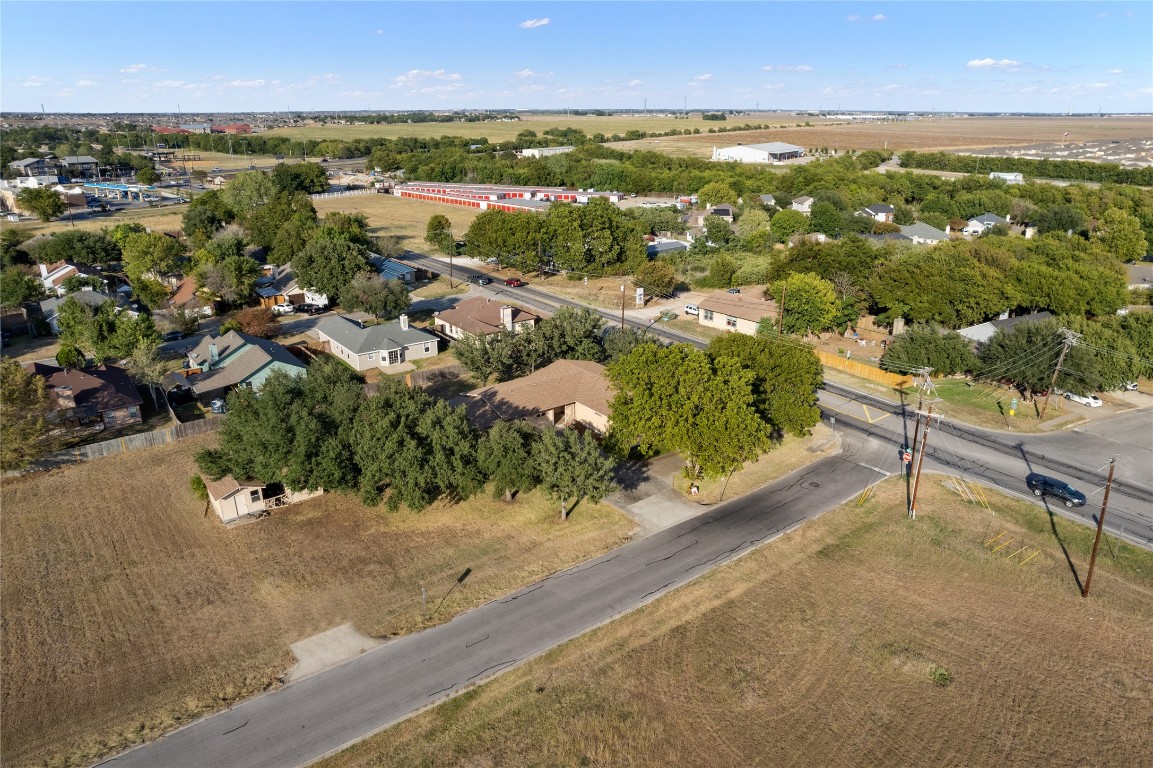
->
[23,362,143,429]
[461,359,613,435]
[167,275,214,318]
[696,295,778,336]
[201,475,323,524]
[433,297,540,340]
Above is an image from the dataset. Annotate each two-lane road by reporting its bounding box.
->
[107,456,884,768]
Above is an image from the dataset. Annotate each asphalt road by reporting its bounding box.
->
[107,455,884,768]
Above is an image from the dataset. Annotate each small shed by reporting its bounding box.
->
[203,475,323,524]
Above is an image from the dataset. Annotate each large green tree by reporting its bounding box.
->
[1094,208,1147,263]
[16,188,67,222]
[976,319,1101,397]
[770,209,808,241]
[28,230,121,266]
[696,182,738,208]
[293,239,370,302]
[607,344,774,479]
[709,333,823,437]
[425,214,454,253]
[769,272,838,336]
[478,420,541,502]
[121,232,185,284]
[0,358,55,470]
[340,273,411,318]
[532,427,616,520]
[880,323,978,377]
[0,267,44,309]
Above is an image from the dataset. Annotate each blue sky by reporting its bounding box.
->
[2,1,1151,114]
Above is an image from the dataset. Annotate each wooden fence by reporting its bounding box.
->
[815,349,912,389]
[33,418,221,470]
[309,188,376,201]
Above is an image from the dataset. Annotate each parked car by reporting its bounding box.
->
[271,302,295,316]
[684,304,700,316]
[162,330,187,342]
[210,399,228,415]
[1063,392,1102,407]
[1026,473,1087,508]
[1121,381,1138,391]
[504,278,525,287]
[294,303,326,316]
[211,167,223,172]
[472,275,493,286]
[727,288,741,294]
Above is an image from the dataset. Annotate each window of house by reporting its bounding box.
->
[368,353,375,360]
[249,490,261,503]
[128,406,139,417]
[726,318,737,328]
[703,310,714,321]
[424,342,432,352]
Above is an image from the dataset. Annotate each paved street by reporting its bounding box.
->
[107,454,884,768]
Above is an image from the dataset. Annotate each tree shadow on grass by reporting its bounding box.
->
[1019,444,1084,592]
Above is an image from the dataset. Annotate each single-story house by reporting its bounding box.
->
[708,205,735,222]
[433,296,540,340]
[857,204,895,224]
[1125,262,1153,290]
[791,196,814,215]
[203,475,324,524]
[254,264,328,308]
[462,359,614,435]
[316,313,438,371]
[184,330,308,402]
[956,311,1054,344]
[759,194,777,208]
[989,172,1024,184]
[167,275,215,318]
[39,290,112,334]
[373,257,417,283]
[24,362,143,429]
[963,213,1010,236]
[861,232,912,243]
[711,142,805,164]
[38,260,105,296]
[646,239,689,258]
[899,222,949,245]
[696,295,777,336]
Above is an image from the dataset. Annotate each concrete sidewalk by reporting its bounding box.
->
[606,453,708,537]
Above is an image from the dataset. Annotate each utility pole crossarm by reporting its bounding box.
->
[1040,328,1082,418]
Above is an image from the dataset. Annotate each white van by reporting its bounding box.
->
[684,304,700,316]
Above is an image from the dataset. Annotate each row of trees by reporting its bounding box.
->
[899,151,1153,187]
[195,359,616,519]
[881,314,1153,396]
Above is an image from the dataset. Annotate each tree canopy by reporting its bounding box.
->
[0,358,55,470]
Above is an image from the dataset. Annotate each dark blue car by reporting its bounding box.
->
[1026,473,1087,508]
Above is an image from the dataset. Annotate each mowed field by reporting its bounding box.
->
[311,192,480,247]
[264,112,835,144]
[320,477,1153,768]
[0,435,634,767]
[612,115,1153,158]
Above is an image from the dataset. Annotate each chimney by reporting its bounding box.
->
[945,224,951,235]
[54,386,75,409]
[39,263,49,278]
[399,314,409,331]
[500,305,514,332]
[208,343,218,364]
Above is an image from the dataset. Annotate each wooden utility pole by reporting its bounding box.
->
[908,404,933,519]
[620,283,626,329]
[1082,457,1117,598]
[777,282,787,335]
[447,228,454,289]
[1039,329,1081,418]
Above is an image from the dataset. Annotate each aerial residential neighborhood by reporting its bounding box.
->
[1,3,1151,768]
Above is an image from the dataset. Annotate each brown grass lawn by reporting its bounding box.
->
[9,205,187,238]
[311,193,479,248]
[265,112,835,144]
[611,115,1153,158]
[0,434,633,768]
[320,477,1153,768]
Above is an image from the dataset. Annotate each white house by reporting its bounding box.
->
[518,146,575,159]
[316,313,438,371]
[791,196,814,215]
[857,204,895,223]
[989,172,1024,184]
[963,213,1009,236]
[711,142,805,164]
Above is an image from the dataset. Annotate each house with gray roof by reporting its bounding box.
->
[857,204,895,223]
[956,311,1053,344]
[59,155,100,178]
[759,193,777,208]
[899,221,950,245]
[8,157,58,177]
[963,213,1010,236]
[39,290,113,334]
[316,313,438,371]
[184,330,307,402]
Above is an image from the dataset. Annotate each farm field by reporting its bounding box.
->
[0,435,634,768]
[320,477,1153,768]
[264,112,835,144]
[611,115,1153,158]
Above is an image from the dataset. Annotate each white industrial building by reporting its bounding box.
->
[711,142,805,164]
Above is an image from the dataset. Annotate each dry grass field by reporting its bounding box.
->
[320,477,1153,768]
[0,435,634,768]
[8,205,186,238]
[265,112,832,144]
[312,193,480,247]
[612,115,1153,158]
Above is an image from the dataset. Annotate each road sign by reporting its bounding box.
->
[902,450,912,464]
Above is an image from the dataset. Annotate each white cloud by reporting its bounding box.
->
[514,69,551,80]
[890,63,910,70]
[694,73,713,81]
[846,14,859,21]
[847,14,887,23]
[518,17,549,29]
[154,80,186,88]
[1087,82,1110,89]
[393,69,462,87]
[762,64,813,72]
[374,29,383,35]
[870,14,887,22]
[22,75,49,88]
[966,58,1022,71]
[76,79,98,87]
[882,83,900,91]
[119,63,151,73]
[56,89,75,98]
[416,83,462,95]
[1138,87,1153,95]
[1108,68,1124,74]
[625,79,644,87]
[225,79,267,87]
[1094,11,1109,18]
[519,84,547,93]
[762,82,786,91]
